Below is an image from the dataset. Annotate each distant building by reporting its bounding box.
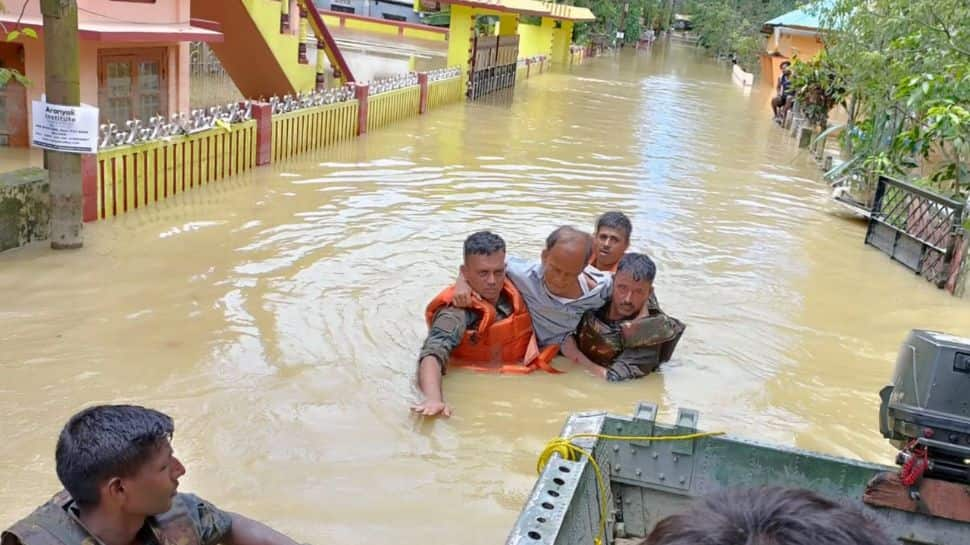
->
[760,1,829,87]
[313,0,421,24]
[0,0,221,147]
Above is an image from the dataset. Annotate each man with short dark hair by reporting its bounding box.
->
[452,226,613,351]
[642,487,892,545]
[413,231,549,417]
[2,405,300,545]
[562,253,684,381]
[585,211,661,316]
[589,211,632,274]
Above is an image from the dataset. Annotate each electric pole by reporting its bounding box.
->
[40,0,83,249]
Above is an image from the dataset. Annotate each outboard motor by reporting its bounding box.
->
[880,330,970,484]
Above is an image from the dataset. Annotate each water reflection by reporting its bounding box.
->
[3,42,970,545]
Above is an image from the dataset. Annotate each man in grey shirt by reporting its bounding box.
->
[453,226,612,349]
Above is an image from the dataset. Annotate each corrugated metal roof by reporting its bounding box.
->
[544,3,596,22]
[763,0,833,30]
[436,0,595,20]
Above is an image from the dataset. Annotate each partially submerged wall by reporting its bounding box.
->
[0,167,49,252]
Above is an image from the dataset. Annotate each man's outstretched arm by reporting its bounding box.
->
[410,307,468,417]
[412,355,451,417]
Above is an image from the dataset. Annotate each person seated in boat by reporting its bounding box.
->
[2,405,301,545]
[561,253,684,381]
[450,226,612,352]
[413,231,550,417]
[640,486,892,545]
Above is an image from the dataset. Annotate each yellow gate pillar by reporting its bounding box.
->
[498,14,518,36]
[552,20,574,64]
[448,5,475,87]
[539,16,556,57]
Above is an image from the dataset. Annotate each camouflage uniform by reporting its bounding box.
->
[2,492,232,545]
[419,292,514,372]
[575,295,685,382]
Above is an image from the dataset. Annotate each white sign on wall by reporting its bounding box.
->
[31,99,99,154]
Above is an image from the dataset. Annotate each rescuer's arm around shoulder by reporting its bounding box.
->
[411,306,469,417]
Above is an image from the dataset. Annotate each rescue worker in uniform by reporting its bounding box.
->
[588,211,631,275]
[2,405,300,545]
[585,211,661,315]
[412,231,554,418]
[450,226,612,351]
[562,253,685,381]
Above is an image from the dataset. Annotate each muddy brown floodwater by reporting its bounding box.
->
[3,42,970,544]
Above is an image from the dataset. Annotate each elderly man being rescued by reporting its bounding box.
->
[561,253,685,381]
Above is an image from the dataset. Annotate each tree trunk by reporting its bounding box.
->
[41,0,83,249]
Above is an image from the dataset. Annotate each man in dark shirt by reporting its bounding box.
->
[562,253,684,381]
[3,405,301,545]
[772,61,794,121]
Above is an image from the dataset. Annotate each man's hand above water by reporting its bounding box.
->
[410,399,453,417]
[451,272,478,307]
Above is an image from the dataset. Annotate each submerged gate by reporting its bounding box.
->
[468,35,519,100]
[865,175,965,288]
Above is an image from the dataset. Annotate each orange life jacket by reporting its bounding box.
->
[425,279,560,374]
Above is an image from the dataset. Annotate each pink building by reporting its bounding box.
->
[0,0,222,147]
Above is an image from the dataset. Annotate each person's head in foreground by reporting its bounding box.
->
[642,486,892,545]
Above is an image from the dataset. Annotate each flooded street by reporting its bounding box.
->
[3,42,970,544]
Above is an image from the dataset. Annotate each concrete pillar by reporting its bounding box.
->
[315,42,327,90]
[252,102,273,166]
[447,5,475,88]
[279,0,290,33]
[798,126,813,149]
[418,72,429,114]
[498,14,518,36]
[298,6,309,64]
[539,16,555,58]
[552,20,573,64]
[355,83,369,136]
[81,154,98,222]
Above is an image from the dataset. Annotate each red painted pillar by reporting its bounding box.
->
[80,154,98,222]
[355,83,369,136]
[418,73,429,114]
[252,102,273,166]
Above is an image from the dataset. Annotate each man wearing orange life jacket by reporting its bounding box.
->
[412,231,555,418]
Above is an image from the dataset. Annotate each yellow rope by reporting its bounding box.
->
[535,432,724,545]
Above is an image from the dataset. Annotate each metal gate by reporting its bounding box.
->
[865,175,965,287]
[468,34,519,100]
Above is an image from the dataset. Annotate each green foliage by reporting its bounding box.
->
[571,0,669,45]
[684,0,804,73]
[789,51,846,128]
[0,1,34,89]
[818,0,970,194]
